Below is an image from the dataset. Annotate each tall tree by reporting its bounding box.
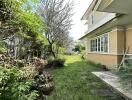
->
[39,0,74,57]
[0,0,48,59]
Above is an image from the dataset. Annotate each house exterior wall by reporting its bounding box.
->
[86,53,122,67]
[117,29,126,54]
[109,28,125,54]
[87,11,107,28]
[90,11,111,27]
[82,0,132,68]
[97,0,114,11]
[86,11,115,34]
[126,26,132,54]
[109,29,118,54]
[85,27,125,67]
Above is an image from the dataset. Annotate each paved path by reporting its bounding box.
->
[92,71,132,100]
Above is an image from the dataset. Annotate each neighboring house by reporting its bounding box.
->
[80,0,132,67]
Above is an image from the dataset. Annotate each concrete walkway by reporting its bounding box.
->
[92,71,132,100]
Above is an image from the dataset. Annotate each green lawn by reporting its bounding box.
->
[47,55,123,100]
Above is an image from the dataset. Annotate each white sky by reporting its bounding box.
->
[69,0,92,40]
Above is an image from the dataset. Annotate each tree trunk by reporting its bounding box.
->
[56,45,59,56]
[49,43,56,58]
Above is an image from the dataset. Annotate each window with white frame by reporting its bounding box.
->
[90,33,109,53]
[90,39,97,52]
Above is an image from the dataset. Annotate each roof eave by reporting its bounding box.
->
[79,34,88,40]
[81,0,98,20]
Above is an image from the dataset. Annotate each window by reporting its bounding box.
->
[90,33,109,53]
[98,38,100,52]
[95,39,98,51]
[101,36,104,52]
[90,40,93,51]
[90,40,97,52]
[104,34,108,52]
[88,12,95,27]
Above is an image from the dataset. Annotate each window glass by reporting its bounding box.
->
[90,33,108,53]
[93,40,96,51]
[95,39,98,51]
[98,38,100,52]
[90,40,93,52]
[101,36,104,52]
[104,34,108,52]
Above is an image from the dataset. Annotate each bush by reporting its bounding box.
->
[14,60,25,68]
[0,47,7,54]
[0,65,54,100]
[81,52,85,60]
[31,57,48,72]
[0,55,54,100]
[0,41,7,54]
[0,66,39,100]
[47,58,65,68]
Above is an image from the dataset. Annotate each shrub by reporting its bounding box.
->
[14,60,25,68]
[81,52,85,60]
[0,41,7,54]
[58,47,66,54]
[0,65,54,100]
[0,47,7,54]
[0,66,39,100]
[47,58,65,68]
[0,55,54,100]
[32,57,48,72]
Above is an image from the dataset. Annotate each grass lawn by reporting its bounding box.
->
[47,55,123,100]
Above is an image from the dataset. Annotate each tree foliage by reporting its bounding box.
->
[72,44,85,53]
[39,0,74,57]
[0,0,60,99]
[0,0,49,59]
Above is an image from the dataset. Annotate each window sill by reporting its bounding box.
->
[87,52,124,56]
[88,52,109,55]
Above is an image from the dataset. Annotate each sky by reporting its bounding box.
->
[69,0,92,40]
